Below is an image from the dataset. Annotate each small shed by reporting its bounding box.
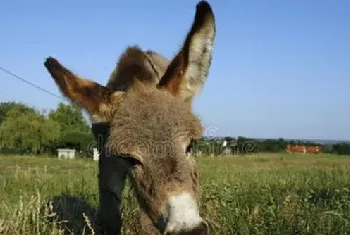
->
[57,149,76,159]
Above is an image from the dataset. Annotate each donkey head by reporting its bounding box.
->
[44,1,215,234]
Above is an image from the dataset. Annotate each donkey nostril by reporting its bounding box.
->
[164,232,176,235]
[187,221,209,235]
[164,221,209,235]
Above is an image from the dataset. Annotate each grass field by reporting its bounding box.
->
[0,153,349,235]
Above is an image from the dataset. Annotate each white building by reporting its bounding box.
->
[57,149,76,159]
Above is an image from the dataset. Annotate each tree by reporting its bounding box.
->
[48,102,94,155]
[0,102,36,125]
[48,102,90,134]
[0,106,60,154]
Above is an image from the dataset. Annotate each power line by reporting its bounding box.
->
[0,64,93,125]
[0,65,66,101]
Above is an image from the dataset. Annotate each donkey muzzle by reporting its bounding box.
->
[161,192,209,235]
[164,220,209,235]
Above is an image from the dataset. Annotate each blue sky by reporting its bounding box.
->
[0,0,349,140]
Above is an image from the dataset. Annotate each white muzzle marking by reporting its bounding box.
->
[163,192,203,234]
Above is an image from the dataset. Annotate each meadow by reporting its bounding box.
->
[0,153,349,235]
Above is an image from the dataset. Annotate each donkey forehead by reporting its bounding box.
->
[108,88,203,150]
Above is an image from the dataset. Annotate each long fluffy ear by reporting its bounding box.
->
[157,1,216,102]
[44,57,125,120]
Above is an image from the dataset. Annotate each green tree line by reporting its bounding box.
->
[1,101,349,157]
[189,136,350,156]
[0,101,95,156]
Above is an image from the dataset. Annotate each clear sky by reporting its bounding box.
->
[0,0,349,140]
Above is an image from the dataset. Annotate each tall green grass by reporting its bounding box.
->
[0,153,349,235]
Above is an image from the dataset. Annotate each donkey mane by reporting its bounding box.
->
[106,46,169,92]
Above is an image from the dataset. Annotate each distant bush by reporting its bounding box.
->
[332,143,350,155]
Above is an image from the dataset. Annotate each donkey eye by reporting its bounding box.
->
[186,139,195,153]
[122,154,142,167]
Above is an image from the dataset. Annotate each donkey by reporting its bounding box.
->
[43,1,216,234]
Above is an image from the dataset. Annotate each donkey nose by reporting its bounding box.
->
[164,220,209,235]
[163,192,208,235]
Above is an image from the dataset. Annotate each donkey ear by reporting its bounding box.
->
[157,1,216,102]
[44,57,125,120]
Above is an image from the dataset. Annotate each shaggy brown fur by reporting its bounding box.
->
[106,82,203,219]
[44,1,216,234]
[106,46,168,92]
